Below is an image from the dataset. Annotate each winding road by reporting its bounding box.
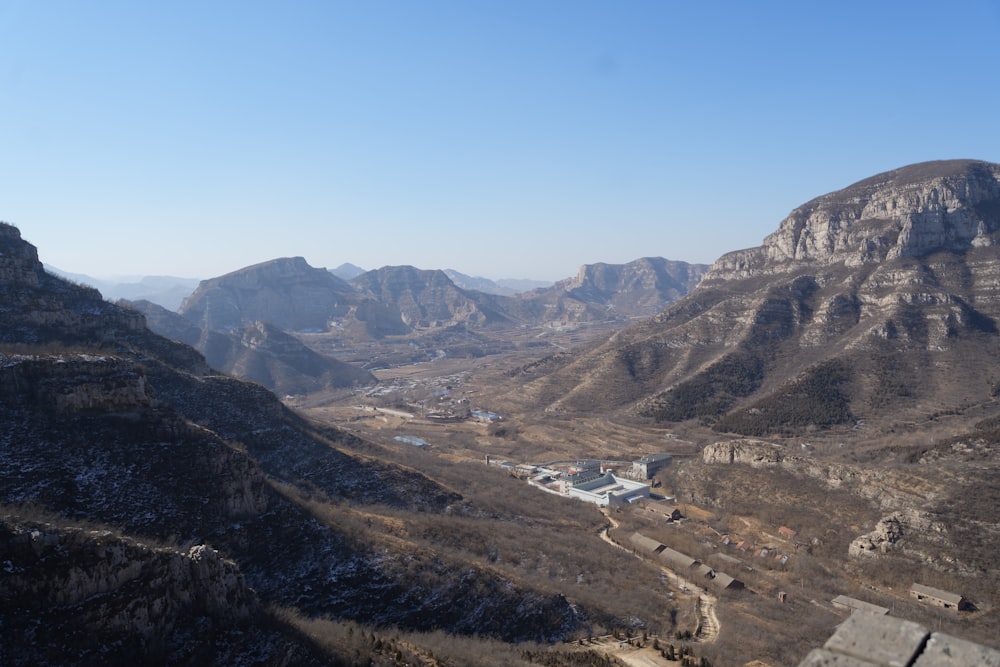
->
[600,510,719,644]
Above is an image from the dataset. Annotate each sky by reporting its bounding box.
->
[2,1,1000,283]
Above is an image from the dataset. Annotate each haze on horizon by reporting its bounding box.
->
[3,1,999,283]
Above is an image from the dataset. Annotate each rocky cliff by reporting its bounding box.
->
[707,160,1000,280]
[506,160,1000,437]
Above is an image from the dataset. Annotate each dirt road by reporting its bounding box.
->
[600,510,720,644]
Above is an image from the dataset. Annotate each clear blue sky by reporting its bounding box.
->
[3,1,999,282]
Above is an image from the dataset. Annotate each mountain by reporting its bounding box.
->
[520,257,709,321]
[351,265,514,328]
[44,266,200,310]
[443,269,553,295]
[3,223,629,663]
[129,298,375,395]
[508,160,1000,435]
[179,256,358,332]
[329,261,366,280]
[497,276,554,292]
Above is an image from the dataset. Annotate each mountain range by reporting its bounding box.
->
[1,222,662,665]
[5,158,1000,664]
[123,255,707,396]
[507,160,1000,437]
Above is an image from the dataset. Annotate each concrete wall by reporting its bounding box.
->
[799,613,1000,667]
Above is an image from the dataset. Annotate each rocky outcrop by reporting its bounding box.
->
[702,439,784,466]
[848,509,944,559]
[701,439,940,510]
[1,518,255,624]
[849,512,907,557]
[0,515,332,666]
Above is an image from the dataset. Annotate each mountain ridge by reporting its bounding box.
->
[505,160,1000,437]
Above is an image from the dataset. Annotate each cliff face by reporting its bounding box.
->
[707,160,1000,280]
[0,224,146,344]
[0,354,151,413]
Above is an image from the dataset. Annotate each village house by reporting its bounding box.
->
[910,583,966,613]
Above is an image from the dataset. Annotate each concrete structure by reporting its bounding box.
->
[568,471,649,507]
[629,533,665,555]
[660,547,698,571]
[909,583,965,612]
[630,453,672,479]
[798,613,1000,667]
[831,595,889,616]
[629,533,744,592]
[561,460,603,488]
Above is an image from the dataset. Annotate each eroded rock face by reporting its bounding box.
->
[847,509,943,559]
[702,439,784,466]
[707,160,1000,280]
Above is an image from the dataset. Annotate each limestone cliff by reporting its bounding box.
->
[706,160,1000,280]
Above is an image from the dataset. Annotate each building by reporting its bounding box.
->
[831,595,889,616]
[630,453,673,479]
[628,533,744,592]
[778,526,798,540]
[910,583,966,613]
[568,472,649,507]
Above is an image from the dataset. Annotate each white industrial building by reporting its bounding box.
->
[567,471,650,507]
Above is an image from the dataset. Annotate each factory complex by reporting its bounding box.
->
[487,454,672,508]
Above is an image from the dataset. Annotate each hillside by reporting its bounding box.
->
[507,160,1000,436]
[0,223,685,665]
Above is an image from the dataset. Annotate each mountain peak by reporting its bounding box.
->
[708,159,1000,281]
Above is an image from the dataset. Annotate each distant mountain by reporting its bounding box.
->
[518,257,709,322]
[352,265,514,328]
[179,256,358,332]
[443,269,552,295]
[130,298,375,395]
[44,266,200,310]
[496,277,553,292]
[508,160,1000,437]
[330,262,366,280]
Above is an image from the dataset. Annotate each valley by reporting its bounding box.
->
[5,160,1000,666]
[296,335,1000,665]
